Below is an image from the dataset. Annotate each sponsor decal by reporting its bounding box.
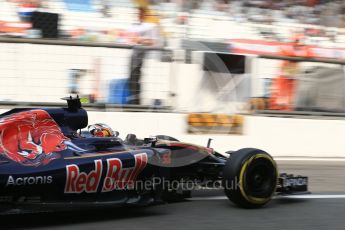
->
[65,160,103,194]
[283,177,308,187]
[6,175,53,186]
[65,153,148,193]
[0,110,69,166]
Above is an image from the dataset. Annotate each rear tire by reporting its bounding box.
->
[223,148,278,208]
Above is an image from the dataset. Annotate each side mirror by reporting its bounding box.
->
[144,136,158,146]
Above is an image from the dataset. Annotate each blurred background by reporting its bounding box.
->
[1,0,345,138]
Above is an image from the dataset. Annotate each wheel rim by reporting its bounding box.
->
[244,158,276,198]
[239,154,277,204]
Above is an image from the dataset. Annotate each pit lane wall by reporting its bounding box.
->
[84,111,345,158]
[0,108,343,158]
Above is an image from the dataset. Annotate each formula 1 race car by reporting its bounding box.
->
[0,97,309,213]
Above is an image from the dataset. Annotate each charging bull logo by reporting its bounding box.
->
[0,110,69,166]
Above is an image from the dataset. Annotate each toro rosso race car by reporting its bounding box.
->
[0,97,309,213]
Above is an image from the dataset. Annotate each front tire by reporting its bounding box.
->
[223,148,278,208]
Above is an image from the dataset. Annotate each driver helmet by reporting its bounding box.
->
[88,123,115,137]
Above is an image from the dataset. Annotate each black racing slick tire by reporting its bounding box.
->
[223,148,278,208]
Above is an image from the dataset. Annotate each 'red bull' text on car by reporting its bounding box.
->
[0,97,309,213]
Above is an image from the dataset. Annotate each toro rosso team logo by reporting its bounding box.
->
[0,109,68,166]
[65,153,148,193]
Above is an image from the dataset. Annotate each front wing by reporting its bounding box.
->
[276,173,309,195]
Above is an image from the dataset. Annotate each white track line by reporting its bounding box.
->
[282,194,345,199]
[275,157,345,161]
[188,194,345,201]
[188,196,227,201]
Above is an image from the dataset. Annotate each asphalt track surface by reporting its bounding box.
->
[2,160,345,230]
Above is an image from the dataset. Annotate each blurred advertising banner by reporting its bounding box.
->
[187,113,244,135]
[230,39,345,60]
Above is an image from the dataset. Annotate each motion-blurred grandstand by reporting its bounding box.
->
[0,0,345,116]
[1,0,345,46]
